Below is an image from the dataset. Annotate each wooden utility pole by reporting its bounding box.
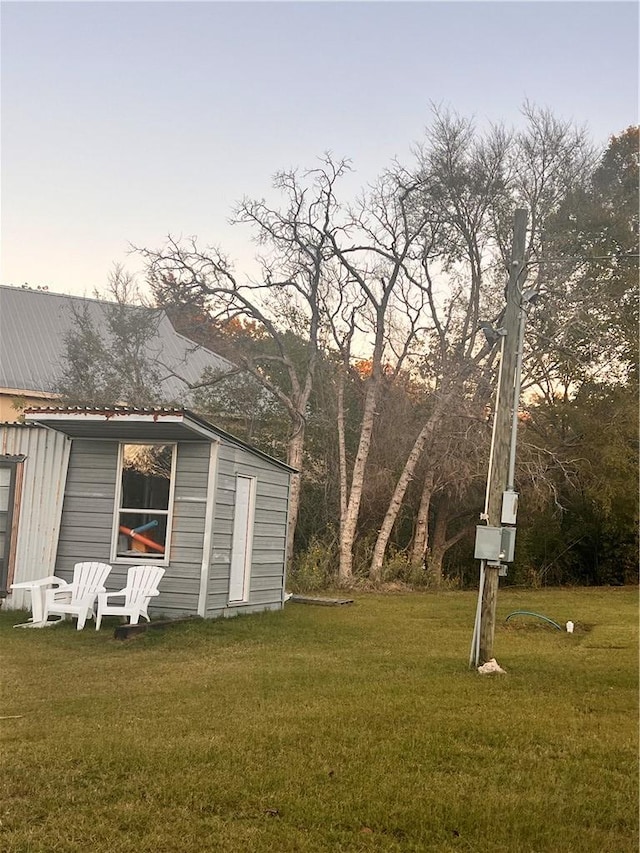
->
[478,209,528,664]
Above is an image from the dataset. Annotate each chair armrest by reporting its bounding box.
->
[47,587,73,603]
[11,576,66,591]
[98,589,128,605]
[78,587,107,603]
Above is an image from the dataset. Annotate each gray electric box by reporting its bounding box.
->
[501,490,519,525]
[500,527,516,562]
[474,526,503,561]
[474,525,517,563]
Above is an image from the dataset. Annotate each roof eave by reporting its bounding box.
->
[23,407,297,473]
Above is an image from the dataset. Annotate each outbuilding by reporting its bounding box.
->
[4,406,294,621]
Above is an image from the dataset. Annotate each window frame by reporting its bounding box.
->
[110,441,177,566]
[0,455,25,596]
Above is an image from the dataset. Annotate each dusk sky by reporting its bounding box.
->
[1,1,638,297]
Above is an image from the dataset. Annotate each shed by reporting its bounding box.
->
[5,407,294,621]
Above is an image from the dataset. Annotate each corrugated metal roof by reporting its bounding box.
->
[24,406,297,473]
[0,285,233,404]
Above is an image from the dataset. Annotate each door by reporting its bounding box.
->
[229,475,255,603]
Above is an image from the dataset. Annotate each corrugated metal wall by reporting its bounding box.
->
[0,424,71,610]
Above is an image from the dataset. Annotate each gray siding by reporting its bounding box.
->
[55,440,213,618]
[205,441,289,619]
[56,440,117,577]
[154,442,210,618]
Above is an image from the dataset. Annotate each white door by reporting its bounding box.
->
[229,475,255,602]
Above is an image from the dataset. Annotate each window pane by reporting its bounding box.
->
[121,445,172,510]
[117,511,167,558]
[0,467,10,512]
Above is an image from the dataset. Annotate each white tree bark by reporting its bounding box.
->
[338,369,383,585]
[285,425,305,565]
[369,406,444,583]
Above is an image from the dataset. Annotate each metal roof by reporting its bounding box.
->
[23,406,297,473]
[0,285,233,404]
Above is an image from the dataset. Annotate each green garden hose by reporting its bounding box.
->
[505,610,563,630]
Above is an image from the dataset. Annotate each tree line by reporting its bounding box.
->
[58,107,639,589]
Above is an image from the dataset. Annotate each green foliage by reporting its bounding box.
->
[379,550,434,588]
[57,270,165,408]
[539,126,638,390]
[287,533,338,592]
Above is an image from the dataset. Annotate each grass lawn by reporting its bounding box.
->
[1,586,637,852]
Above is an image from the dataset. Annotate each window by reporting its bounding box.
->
[112,444,176,563]
[0,456,24,596]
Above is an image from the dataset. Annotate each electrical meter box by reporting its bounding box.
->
[474,526,503,561]
[501,490,519,525]
[474,525,517,563]
[500,527,516,562]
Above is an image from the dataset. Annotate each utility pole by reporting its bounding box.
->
[477,209,528,664]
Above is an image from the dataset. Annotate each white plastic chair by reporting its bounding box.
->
[42,562,112,630]
[95,565,165,630]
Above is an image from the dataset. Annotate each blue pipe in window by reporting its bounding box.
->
[131,519,159,535]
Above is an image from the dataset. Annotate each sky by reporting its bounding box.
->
[1,0,638,298]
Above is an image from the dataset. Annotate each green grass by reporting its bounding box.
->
[1,587,637,852]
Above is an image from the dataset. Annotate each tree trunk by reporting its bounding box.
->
[426,504,473,588]
[369,406,444,583]
[336,375,351,585]
[336,374,348,532]
[410,469,434,568]
[338,375,381,586]
[426,507,448,587]
[285,423,305,565]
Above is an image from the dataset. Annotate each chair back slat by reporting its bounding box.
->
[71,562,112,603]
[125,565,165,608]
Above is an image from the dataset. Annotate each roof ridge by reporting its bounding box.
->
[0,283,162,312]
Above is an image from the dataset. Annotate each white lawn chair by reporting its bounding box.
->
[95,565,165,630]
[42,562,112,630]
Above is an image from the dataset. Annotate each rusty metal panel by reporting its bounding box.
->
[0,424,71,610]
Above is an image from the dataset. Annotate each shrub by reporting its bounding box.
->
[288,535,337,592]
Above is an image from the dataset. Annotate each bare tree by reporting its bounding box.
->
[367,105,596,584]
[365,111,510,582]
[139,157,350,561]
[322,167,433,584]
[409,411,488,583]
